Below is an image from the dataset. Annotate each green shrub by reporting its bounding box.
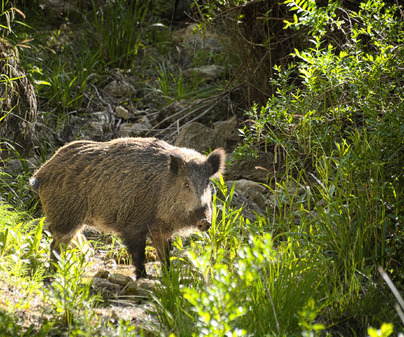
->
[232,0,404,333]
[237,0,403,261]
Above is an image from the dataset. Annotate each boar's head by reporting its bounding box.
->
[168,148,226,231]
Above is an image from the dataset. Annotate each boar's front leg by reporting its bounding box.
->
[149,229,172,273]
[48,221,82,261]
[122,230,148,279]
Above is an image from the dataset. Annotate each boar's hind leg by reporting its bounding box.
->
[122,231,148,279]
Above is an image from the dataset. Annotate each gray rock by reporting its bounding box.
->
[213,116,240,142]
[1,158,36,175]
[104,259,118,269]
[115,106,130,119]
[219,185,263,221]
[104,80,136,98]
[95,306,146,322]
[227,152,280,183]
[108,273,133,286]
[122,281,140,296]
[123,278,161,296]
[184,65,224,81]
[227,179,266,208]
[172,23,225,53]
[137,278,161,292]
[84,111,115,139]
[86,121,104,138]
[92,277,122,297]
[175,122,226,153]
[120,117,152,137]
[266,182,308,209]
[94,270,110,279]
[145,262,162,278]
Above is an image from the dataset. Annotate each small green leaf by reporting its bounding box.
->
[34,80,51,86]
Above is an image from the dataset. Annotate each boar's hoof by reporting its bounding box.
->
[135,267,147,280]
[197,220,211,232]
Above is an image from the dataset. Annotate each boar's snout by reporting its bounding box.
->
[191,205,212,232]
[197,219,211,232]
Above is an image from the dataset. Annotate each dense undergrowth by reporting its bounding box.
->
[0,0,403,336]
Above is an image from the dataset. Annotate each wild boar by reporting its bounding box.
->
[30,137,225,278]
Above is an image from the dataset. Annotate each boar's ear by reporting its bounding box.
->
[169,154,186,175]
[207,148,226,177]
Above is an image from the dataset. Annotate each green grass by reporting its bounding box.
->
[150,59,224,104]
[37,48,99,113]
[0,203,143,336]
[0,153,40,212]
[84,0,150,68]
[147,174,402,336]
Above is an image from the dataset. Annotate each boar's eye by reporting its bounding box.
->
[185,182,190,188]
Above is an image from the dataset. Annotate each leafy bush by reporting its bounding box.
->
[237,0,404,262]
[239,0,404,178]
[232,0,404,333]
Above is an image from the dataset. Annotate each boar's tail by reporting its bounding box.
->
[29,177,40,192]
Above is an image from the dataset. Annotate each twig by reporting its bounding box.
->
[166,103,218,139]
[150,90,228,138]
[378,265,404,325]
